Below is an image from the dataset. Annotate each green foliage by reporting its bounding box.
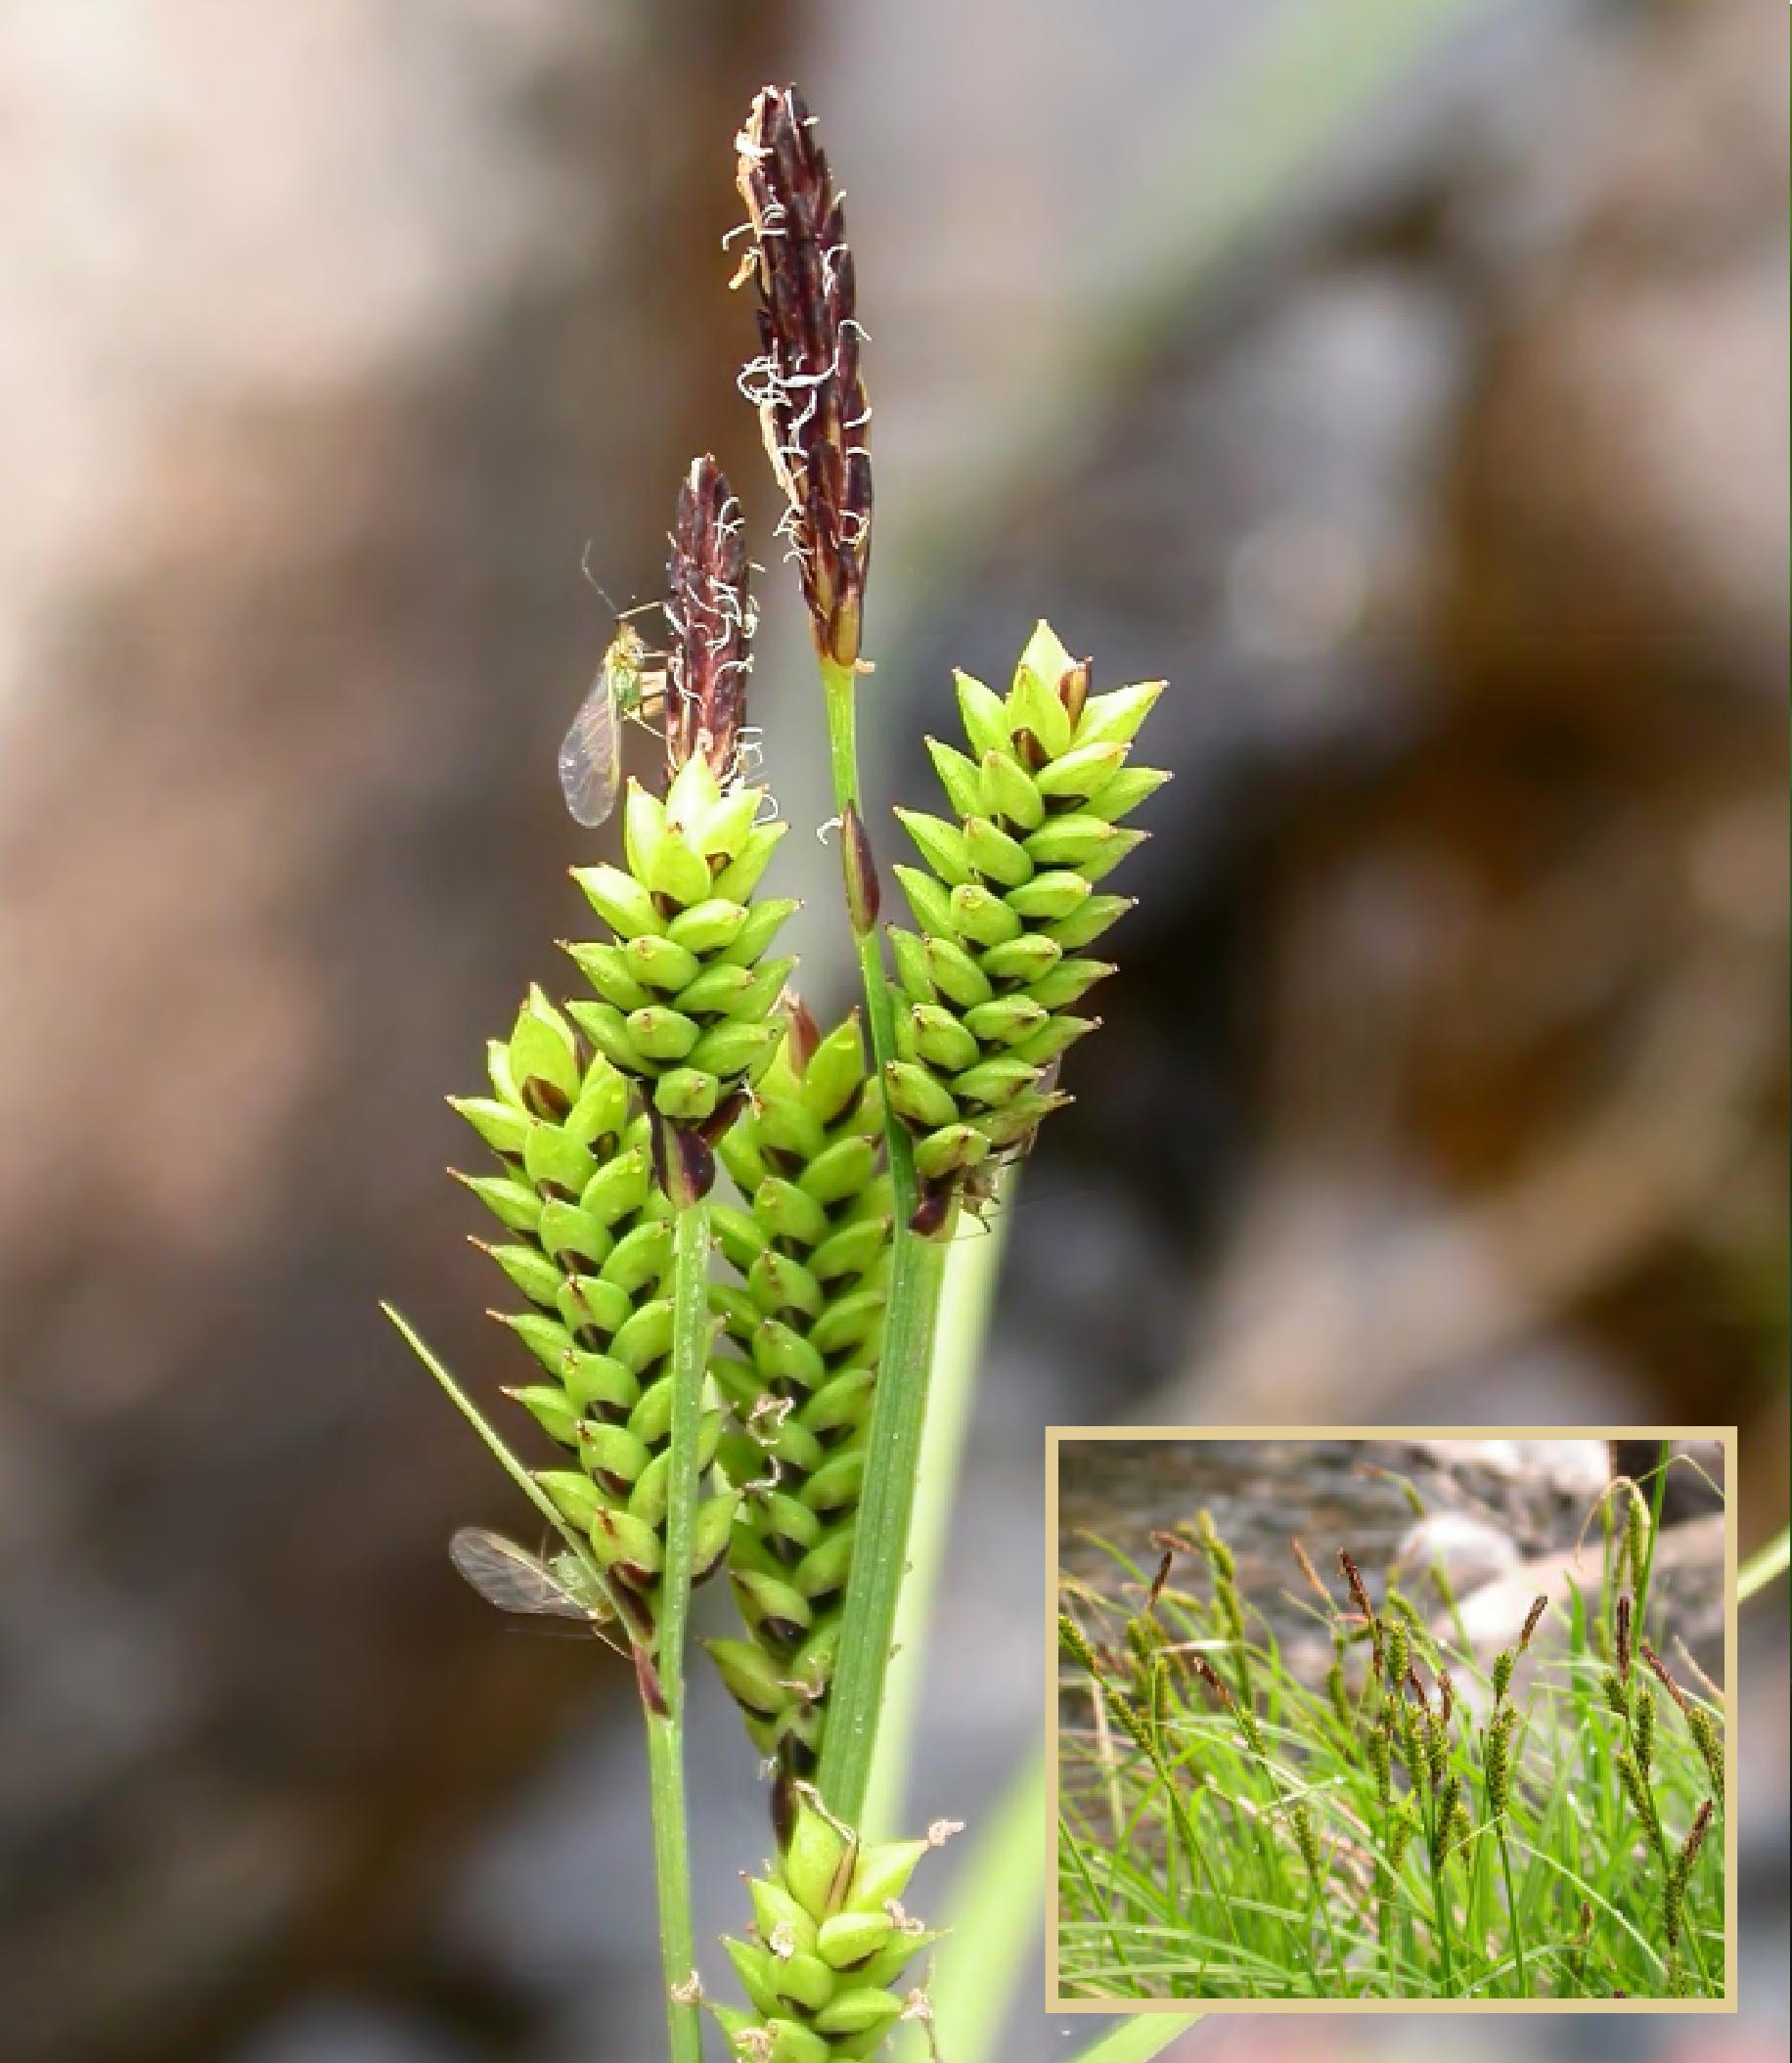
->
[1056,1518,1725,2001]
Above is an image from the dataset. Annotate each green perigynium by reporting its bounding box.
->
[450,992,739,1667]
[885,618,1165,1227]
[704,1007,892,1806]
[711,1792,950,2061]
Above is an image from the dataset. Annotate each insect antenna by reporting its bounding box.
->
[576,545,658,623]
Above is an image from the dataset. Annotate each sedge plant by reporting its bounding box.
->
[387,79,1170,2063]
[1056,1485,1728,2002]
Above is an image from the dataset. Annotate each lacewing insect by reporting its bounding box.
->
[449,1526,620,1648]
[558,615,667,830]
[450,1526,669,1713]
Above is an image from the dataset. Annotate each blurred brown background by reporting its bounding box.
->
[0,2,1784,2060]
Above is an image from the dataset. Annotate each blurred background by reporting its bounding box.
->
[0,2,1784,2061]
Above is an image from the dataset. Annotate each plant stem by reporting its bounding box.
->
[1417,1779,1457,1996]
[863,1178,1011,1838]
[645,1200,710,2063]
[1633,1437,1672,1638]
[919,1750,1046,2061]
[1313,1864,1350,2000]
[817,653,920,1227]
[1740,1522,1790,1601]
[1065,2016,1202,2063]
[1493,1818,1529,1997]
[814,650,951,1826]
[1374,1811,1395,1994]
[644,1717,700,2063]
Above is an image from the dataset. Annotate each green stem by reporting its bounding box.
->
[1066,2017,1202,2063]
[817,654,919,1227]
[815,651,951,1827]
[645,1200,710,2063]
[1417,1778,1457,1996]
[918,1750,1045,2060]
[1374,1810,1395,1996]
[1315,1869,1350,2000]
[1740,1523,1790,1601]
[645,1718,700,2063]
[1494,1818,1529,1998]
[1238,1748,1322,1996]
[863,1177,1011,1838]
[1633,1438,1672,1639]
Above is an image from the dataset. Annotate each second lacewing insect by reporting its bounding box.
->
[449,1527,620,1648]
[558,617,667,830]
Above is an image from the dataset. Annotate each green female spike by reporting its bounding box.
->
[711,1789,952,2061]
[449,997,739,1690]
[886,619,1166,1230]
[704,1001,893,1830]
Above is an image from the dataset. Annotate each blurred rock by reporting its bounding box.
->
[925,0,1791,1451]
[1057,1436,1616,1635]
[1451,1511,1725,1687]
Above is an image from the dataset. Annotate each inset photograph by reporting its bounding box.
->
[1050,1432,1734,2009]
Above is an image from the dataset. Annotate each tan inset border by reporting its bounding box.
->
[1044,1425,1739,2016]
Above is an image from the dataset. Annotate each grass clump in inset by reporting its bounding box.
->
[1056,1480,1725,2001]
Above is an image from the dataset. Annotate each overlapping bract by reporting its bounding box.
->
[705,1009,892,1806]
[884,620,1166,1226]
[449,992,737,1651]
[566,753,796,1153]
[711,1795,943,2062]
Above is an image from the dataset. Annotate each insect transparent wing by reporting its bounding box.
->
[450,1527,595,1620]
[559,671,623,829]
